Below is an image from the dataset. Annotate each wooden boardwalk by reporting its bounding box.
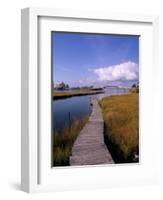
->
[70,98,114,166]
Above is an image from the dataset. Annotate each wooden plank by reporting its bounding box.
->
[70,98,114,166]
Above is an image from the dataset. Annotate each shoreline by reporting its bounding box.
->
[53,91,104,100]
[53,89,139,165]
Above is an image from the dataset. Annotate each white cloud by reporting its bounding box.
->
[93,61,139,82]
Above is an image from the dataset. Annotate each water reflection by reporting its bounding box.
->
[53,88,129,133]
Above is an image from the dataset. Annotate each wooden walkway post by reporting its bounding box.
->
[68,112,71,133]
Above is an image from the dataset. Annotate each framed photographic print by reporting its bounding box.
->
[21,8,159,193]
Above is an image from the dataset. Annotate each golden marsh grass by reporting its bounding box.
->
[53,116,89,166]
[100,93,139,162]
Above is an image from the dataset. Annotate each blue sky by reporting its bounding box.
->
[52,32,139,87]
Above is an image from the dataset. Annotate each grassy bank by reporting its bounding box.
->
[67,87,103,91]
[100,93,139,163]
[53,116,89,166]
[53,91,103,100]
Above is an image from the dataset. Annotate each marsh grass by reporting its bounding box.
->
[100,93,139,163]
[53,91,103,100]
[53,116,89,166]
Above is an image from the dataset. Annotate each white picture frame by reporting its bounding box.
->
[21,7,159,193]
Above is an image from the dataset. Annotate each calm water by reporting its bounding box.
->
[53,88,129,133]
